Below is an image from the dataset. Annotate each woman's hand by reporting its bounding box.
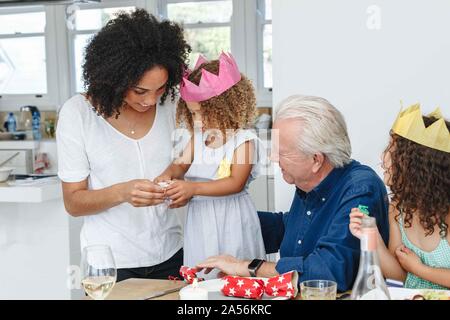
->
[118,179,165,207]
[165,179,195,206]
[395,244,423,274]
[349,208,365,239]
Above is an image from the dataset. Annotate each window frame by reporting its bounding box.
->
[159,0,234,68]
[0,0,271,111]
[256,0,272,100]
[0,5,60,111]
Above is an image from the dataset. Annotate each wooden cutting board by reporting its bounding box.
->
[103,278,187,300]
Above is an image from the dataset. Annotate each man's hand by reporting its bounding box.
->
[196,255,250,277]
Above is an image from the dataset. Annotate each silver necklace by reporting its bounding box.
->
[128,117,137,135]
[122,104,138,135]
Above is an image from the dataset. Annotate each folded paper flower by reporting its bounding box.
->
[179,266,205,284]
[222,271,299,299]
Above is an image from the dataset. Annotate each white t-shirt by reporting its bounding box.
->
[56,94,183,268]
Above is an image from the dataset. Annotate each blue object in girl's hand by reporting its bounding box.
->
[358,205,370,216]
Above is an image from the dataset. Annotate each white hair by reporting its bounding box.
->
[274,95,352,168]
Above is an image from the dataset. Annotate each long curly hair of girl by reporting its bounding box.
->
[385,116,450,237]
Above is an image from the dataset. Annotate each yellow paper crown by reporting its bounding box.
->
[391,103,450,153]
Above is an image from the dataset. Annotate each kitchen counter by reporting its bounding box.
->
[0,177,82,299]
[0,140,41,150]
[0,179,61,203]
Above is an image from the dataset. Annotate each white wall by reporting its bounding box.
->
[272,0,450,211]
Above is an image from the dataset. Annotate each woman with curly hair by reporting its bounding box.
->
[350,106,450,289]
[155,53,266,278]
[56,9,191,282]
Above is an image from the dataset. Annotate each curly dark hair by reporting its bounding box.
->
[82,9,191,118]
[385,116,450,237]
[176,60,256,135]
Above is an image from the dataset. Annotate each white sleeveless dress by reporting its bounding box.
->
[183,129,267,278]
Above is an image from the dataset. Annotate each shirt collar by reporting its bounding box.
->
[296,160,355,201]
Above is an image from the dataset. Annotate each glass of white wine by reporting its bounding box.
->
[81,245,117,300]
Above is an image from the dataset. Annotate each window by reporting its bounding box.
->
[159,0,272,106]
[163,0,232,68]
[0,7,47,95]
[68,3,136,93]
[0,0,272,109]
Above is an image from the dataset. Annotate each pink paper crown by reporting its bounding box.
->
[180,52,242,102]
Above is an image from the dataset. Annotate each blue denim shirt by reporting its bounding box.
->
[258,160,389,292]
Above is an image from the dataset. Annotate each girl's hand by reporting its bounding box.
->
[168,197,190,209]
[165,179,195,206]
[349,208,365,239]
[119,179,165,207]
[395,245,423,273]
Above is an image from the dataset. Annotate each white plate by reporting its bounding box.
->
[388,287,450,300]
[180,278,290,300]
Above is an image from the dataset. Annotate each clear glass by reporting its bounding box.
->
[17,110,33,131]
[300,280,337,300]
[81,245,117,300]
[262,24,272,88]
[184,27,231,69]
[351,216,391,300]
[0,36,47,94]
[167,1,232,24]
[75,7,135,31]
[0,11,46,35]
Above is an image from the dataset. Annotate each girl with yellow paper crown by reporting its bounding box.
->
[155,53,266,278]
[349,104,450,289]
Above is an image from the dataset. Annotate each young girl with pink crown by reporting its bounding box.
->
[155,53,266,278]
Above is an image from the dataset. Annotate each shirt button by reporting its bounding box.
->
[298,240,302,245]
[306,211,312,216]
[322,198,326,202]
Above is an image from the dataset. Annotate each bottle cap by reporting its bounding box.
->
[358,205,370,216]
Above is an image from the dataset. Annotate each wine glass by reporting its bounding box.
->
[81,245,117,300]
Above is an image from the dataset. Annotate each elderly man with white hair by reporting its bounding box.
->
[197,95,390,292]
